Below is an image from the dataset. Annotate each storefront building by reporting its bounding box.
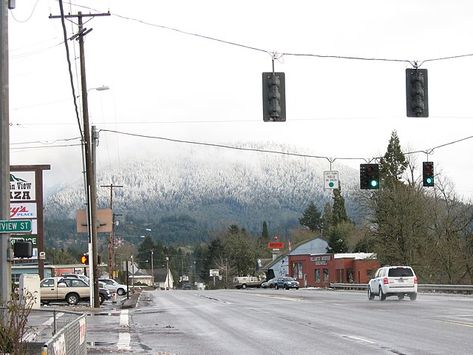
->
[289,252,380,288]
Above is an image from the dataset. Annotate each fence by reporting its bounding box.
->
[1,307,87,355]
[330,283,473,293]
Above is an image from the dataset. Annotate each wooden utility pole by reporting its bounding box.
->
[49,10,110,308]
[101,183,123,277]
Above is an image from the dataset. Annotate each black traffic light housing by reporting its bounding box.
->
[406,68,428,117]
[262,72,286,121]
[80,253,89,265]
[360,163,380,190]
[13,240,33,258]
[422,161,434,187]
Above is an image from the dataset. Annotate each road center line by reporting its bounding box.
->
[120,309,129,327]
[118,309,131,350]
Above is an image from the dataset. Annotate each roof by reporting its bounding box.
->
[289,238,328,256]
[154,268,169,283]
[334,253,377,260]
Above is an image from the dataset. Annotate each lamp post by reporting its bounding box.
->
[151,250,154,287]
[166,256,170,290]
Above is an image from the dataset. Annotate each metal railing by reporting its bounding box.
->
[330,283,473,293]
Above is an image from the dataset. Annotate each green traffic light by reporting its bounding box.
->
[370,180,379,188]
[329,181,334,188]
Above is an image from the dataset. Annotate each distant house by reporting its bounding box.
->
[154,268,174,290]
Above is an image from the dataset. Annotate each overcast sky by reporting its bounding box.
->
[8,0,473,200]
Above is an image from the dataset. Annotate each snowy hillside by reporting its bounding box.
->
[45,143,361,236]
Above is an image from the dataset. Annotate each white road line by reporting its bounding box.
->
[117,332,131,351]
[117,309,131,351]
[120,309,129,327]
[343,335,376,344]
[44,312,65,326]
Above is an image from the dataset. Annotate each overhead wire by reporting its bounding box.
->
[58,1,473,67]
[9,0,41,23]
[98,128,473,165]
[57,0,83,139]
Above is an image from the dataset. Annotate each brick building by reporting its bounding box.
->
[289,252,379,287]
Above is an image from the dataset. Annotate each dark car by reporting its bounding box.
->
[182,283,192,290]
[275,277,299,290]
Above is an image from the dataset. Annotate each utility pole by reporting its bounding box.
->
[0,0,10,305]
[50,10,110,308]
[101,183,123,278]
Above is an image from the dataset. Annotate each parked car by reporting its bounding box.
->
[233,276,263,289]
[41,276,110,305]
[182,283,192,290]
[98,278,128,296]
[61,273,89,284]
[275,277,299,290]
[261,278,278,288]
[368,266,418,301]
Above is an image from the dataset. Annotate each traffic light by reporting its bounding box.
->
[13,240,33,258]
[406,68,428,117]
[423,161,434,187]
[262,72,286,121]
[80,253,89,265]
[360,164,380,190]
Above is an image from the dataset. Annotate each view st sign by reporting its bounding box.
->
[0,220,32,234]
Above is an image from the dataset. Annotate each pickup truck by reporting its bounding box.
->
[233,276,262,289]
[40,277,110,305]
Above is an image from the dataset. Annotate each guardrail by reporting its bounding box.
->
[330,283,473,293]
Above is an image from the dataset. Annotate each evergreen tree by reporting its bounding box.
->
[326,223,350,253]
[261,221,269,241]
[320,202,333,235]
[380,130,408,188]
[299,202,322,232]
[331,184,349,226]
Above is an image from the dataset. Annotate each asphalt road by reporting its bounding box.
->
[86,288,473,354]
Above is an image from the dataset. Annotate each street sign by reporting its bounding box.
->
[0,220,32,234]
[209,269,219,277]
[268,241,285,249]
[324,171,339,189]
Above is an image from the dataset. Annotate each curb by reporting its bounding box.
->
[121,291,141,309]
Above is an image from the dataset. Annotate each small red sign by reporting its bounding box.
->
[268,241,284,249]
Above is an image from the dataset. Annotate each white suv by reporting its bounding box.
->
[368,266,418,301]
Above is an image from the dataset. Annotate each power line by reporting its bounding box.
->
[99,128,473,164]
[57,0,83,140]
[59,2,473,67]
[9,0,40,23]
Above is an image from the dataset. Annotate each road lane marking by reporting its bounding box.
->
[118,309,131,351]
[120,309,129,327]
[441,319,473,328]
[253,293,303,302]
[342,335,376,344]
[117,332,131,351]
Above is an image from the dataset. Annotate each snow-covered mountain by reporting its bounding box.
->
[45,143,361,236]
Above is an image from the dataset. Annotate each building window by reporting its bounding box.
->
[315,269,321,283]
[323,268,329,283]
[293,262,303,279]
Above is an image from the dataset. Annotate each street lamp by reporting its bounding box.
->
[166,256,170,290]
[151,250,154,287]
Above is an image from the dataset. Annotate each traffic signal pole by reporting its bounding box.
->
[0,0,11,305]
